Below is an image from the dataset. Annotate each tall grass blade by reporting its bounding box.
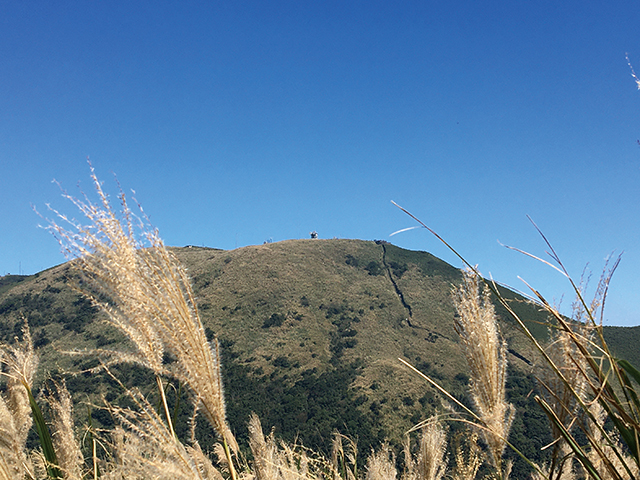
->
[86,404,100,480]
[390,204,640,480]
[616,359,640,409]
[536,395,605,480]
[24,382,63,480]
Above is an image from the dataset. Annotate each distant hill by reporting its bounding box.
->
[0,239,635,476]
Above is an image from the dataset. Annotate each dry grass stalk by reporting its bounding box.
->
[29,451,49,480]
[402,435,415,480]
[102,386,222,480]
[538,318,591,479]
[545,269,601,410]
[0,323,37,480]
[451,269,514,476]
[189,442,227,480]
[44,165,238,470]
[366,444,397,480]
[0,394,23,480]
[248,414,280,480]
[247,413,331,480]
[585,400,638,480]
[331,433,357,480]
[45,380,84,480]
[405,416,448,480]
[417,417,448,480]
[531,443,576,480]
[536,266,623,480]
[450,432,482,480]
[626,54,640,90]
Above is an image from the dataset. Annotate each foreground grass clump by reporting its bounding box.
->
[0,324,37,480]
[452,272,514,476]
[41,166,242,479]
[393,202,640,480]
[1,167,638,480]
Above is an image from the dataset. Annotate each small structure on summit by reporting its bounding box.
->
[310,231,318,239]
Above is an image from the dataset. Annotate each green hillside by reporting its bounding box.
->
[0,239,634,475]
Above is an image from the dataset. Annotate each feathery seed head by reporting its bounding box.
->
[331,433,357,480]
[44,165,236,450]
[104,387,218,480]
[45,380,84,480]
[415,416,448,480]
[450,432,482,480]
[451,269,514,472]
[366,444,397,480]
[248,413,332,480]
[0,322,37,480]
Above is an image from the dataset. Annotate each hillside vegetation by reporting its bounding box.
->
[0,239,636,476]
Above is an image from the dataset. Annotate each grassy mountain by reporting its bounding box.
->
[0,239,634,473]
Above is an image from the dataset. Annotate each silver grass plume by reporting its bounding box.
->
[537,319,589,479]
[366,444,397,480]
[247,413,330,480]
[248,414,280,480]
[102,386,222,480]
[538,268,611,479]
[45,380,84,480]
[415,416,448,480]
[0,323,37,480]
[43,165,237,454]
[450,432,482,480]
[451,269,515,475]
[401,416,448,480]
[331,433,357,480]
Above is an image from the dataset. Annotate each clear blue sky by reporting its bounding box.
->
[2,1,640,325]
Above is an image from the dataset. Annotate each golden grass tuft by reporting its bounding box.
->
[247,413,335,480]
[44,164,238,466]
[44,380,84,480]
[365,443,398,480]
[0,322,37,480]
[402,416,447,480]
[365,444,396,480]
[98,378,223,480]
[331,433,358,480]
[449,432,481,480]
[451,269,514,475]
